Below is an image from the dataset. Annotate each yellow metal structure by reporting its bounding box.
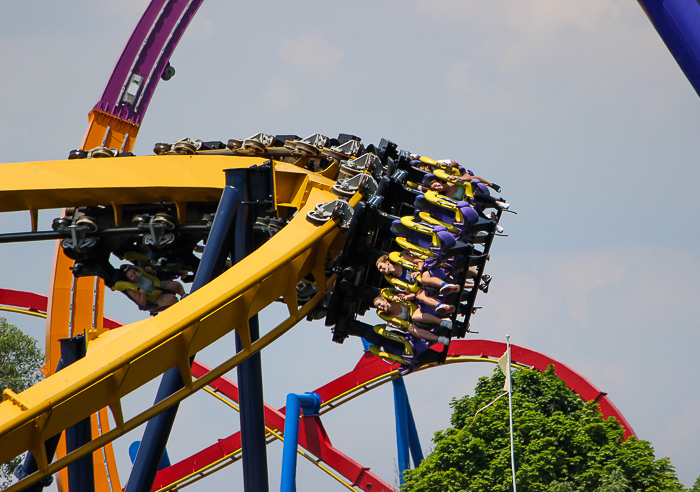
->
[0,153,359,491]
[80,109,140,154]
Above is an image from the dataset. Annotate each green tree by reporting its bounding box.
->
[687,475,700,492]
[0,318,44,489]
[402,365,683,492]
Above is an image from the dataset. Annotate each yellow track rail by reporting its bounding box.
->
[0,156,359,491]
[0,155,332,216]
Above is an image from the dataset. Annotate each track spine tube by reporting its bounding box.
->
[280,393,322,492]
[125,183,240,492]
[228,167,270,492]
[15,336,89,492]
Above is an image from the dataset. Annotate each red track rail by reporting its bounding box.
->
[0,288,635,491]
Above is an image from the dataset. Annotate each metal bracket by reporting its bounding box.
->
[57,216,98,253]
[306,199,354,229]
[332,173,378,198]
[133,214,176,248]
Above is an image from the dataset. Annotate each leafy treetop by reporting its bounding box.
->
[401,365,682,492]
[0,317,44,489]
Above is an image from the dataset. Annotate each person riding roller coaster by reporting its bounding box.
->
[372,292,451,346]
[426,163,510,214]
[112,265,186,311]
[375,253,457,316]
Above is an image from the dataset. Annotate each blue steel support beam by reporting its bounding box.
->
[638,0,700,98]
[125,184,240,492]
[392,377,423,486]
[228,167,270,492]
[392,378,410,484]
[405,391,424,468]
[15,337,89,492]
[280,393,322,492]
[65,336,95,492]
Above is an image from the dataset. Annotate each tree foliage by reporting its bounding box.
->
[687,475,700,492]
[402,365,682,492]
[0,318,44,489]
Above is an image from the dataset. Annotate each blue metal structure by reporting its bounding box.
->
[229,165,273,492]
[64,336,95,492]
[638,0,700,97]
[128,441,170,469]
[392,377,423,486]
[15,337,90,492]
[280,392,322,492]
[125,176,241,492]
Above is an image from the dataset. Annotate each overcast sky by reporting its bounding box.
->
[1,1,699,490]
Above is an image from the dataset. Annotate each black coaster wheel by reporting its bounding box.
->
[52,217,71,231]
[153,143,172,155]
[61,236,98,251]
[132,215,149,225]
[75,216,98,233]
[92,147,115,158]
[242,139,266,153]
[325,149,347,161]
[68,149,87,160]
[227,139,243,150]
[143,232,175,247]
[295,141,319,156]
[153,213,176,229]
[173,141,197,155]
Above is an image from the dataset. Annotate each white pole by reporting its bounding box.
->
[507,335,517,492]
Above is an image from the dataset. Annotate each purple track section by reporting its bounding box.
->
[95,0,204,125]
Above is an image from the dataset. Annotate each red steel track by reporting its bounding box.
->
[0,288,635,491]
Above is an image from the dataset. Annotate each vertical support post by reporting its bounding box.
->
[392,377,423,486]
[228,167,270,492]
[15,336,90,492]
[125,184,240,492]
[280,393,322,492]
[65,336,95,492]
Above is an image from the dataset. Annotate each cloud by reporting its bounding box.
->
[659,397,700,467]
[187,16,214,43]
[279,33,346,79]
[545,249,626,326]
[417,0,682,121]
[262,79,299,111]
[101,0,151,25]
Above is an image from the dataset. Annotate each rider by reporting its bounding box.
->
[115,265,186,310]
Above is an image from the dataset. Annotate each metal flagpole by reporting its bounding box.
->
[507,335,517,492]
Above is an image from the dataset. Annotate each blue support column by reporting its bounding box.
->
[126,184,240,492]
[393,378,410,481]
[280,393,322,492]
[15,336,91,492]
[392,377,424,486]
[229,167,270,492]
[64,336,95,492]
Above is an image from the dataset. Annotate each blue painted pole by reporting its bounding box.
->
[392,378,411,484]
[128,441,170,469]
[405,394,424,468]
[125,184,240,492]
[64,336,95,492]
[280,393,322,492]
[15,336,88,492]
[638,0,700,98]
[228,167,270,492]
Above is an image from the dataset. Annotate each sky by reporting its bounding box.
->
[1,0,699,490]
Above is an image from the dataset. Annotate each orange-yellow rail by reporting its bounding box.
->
[0,156,358,491]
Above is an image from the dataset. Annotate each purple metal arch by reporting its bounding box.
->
[95,0,204,125]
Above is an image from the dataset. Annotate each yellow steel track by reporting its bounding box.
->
[0,154,357,491]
